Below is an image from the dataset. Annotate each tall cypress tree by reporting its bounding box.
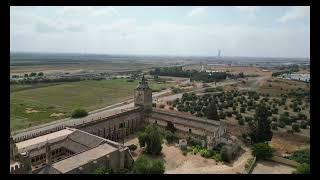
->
[206,102,220,121]
[250,104,273,143]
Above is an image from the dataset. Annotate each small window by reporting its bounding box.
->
[189,129,192,133]
[155,120,158,124]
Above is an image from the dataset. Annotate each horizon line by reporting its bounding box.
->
[10,51,310,60]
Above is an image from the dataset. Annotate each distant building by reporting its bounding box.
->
[279,73,310,82]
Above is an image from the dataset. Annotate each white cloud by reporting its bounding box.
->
[236,6,259,13]
[188,7,207,17]
[92,7,119,17]
[277,6,310,23]
[60,6,119,17]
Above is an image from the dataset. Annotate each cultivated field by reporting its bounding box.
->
[10,79,171,131]
[10,62,157,75]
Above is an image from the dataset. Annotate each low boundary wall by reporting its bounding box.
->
[270,156,300,168]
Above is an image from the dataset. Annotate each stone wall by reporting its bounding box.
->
[149,109,226,149]
[75,108,144,142]
[270,156,301,168]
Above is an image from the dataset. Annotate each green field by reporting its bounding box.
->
[10,79,170,131]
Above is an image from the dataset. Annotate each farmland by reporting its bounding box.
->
[10,79,171,131]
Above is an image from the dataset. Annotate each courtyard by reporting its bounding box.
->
[124,135,252,174]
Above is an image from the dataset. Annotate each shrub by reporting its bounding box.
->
[220,146,231,162]
[245,116,253,122]
[199,149,211,158]
[286,129,294,134]
[219,112,226,119]
[211,153,222,162]
[300,121,308,129]
[132,155,165,174]
[226,111,232,117]
[71,108,88,118]
[128,144,137,152]
[94,168,109,174]
[236,114,242,120]
[272,117,277,122]
[278,121,285,128]
[238,118,244,125]
[293,163,310,174]
[252,143,273,160]
[271,123,278,130]
[182,150,188,156]
[288,148,310,164]
[292,123,300,132]
[164,130,177,144]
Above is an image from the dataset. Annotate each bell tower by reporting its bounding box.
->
[134,74,152,111]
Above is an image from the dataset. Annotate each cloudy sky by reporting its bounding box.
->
[10,6,310,58]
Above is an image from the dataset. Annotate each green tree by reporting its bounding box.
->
[250,104,273,143]
[38,72,44,76]
[132,155,165,174]
[138,132,147,147]
[29,72,37,77]
[71,108,88,118]
[252,143,273,160]
[206,102,220,121]
[138,124,163,155]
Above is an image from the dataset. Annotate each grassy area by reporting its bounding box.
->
[10,79,171,131]
[10,82,65,92]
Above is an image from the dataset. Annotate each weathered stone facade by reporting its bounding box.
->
[148,109,226,149]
